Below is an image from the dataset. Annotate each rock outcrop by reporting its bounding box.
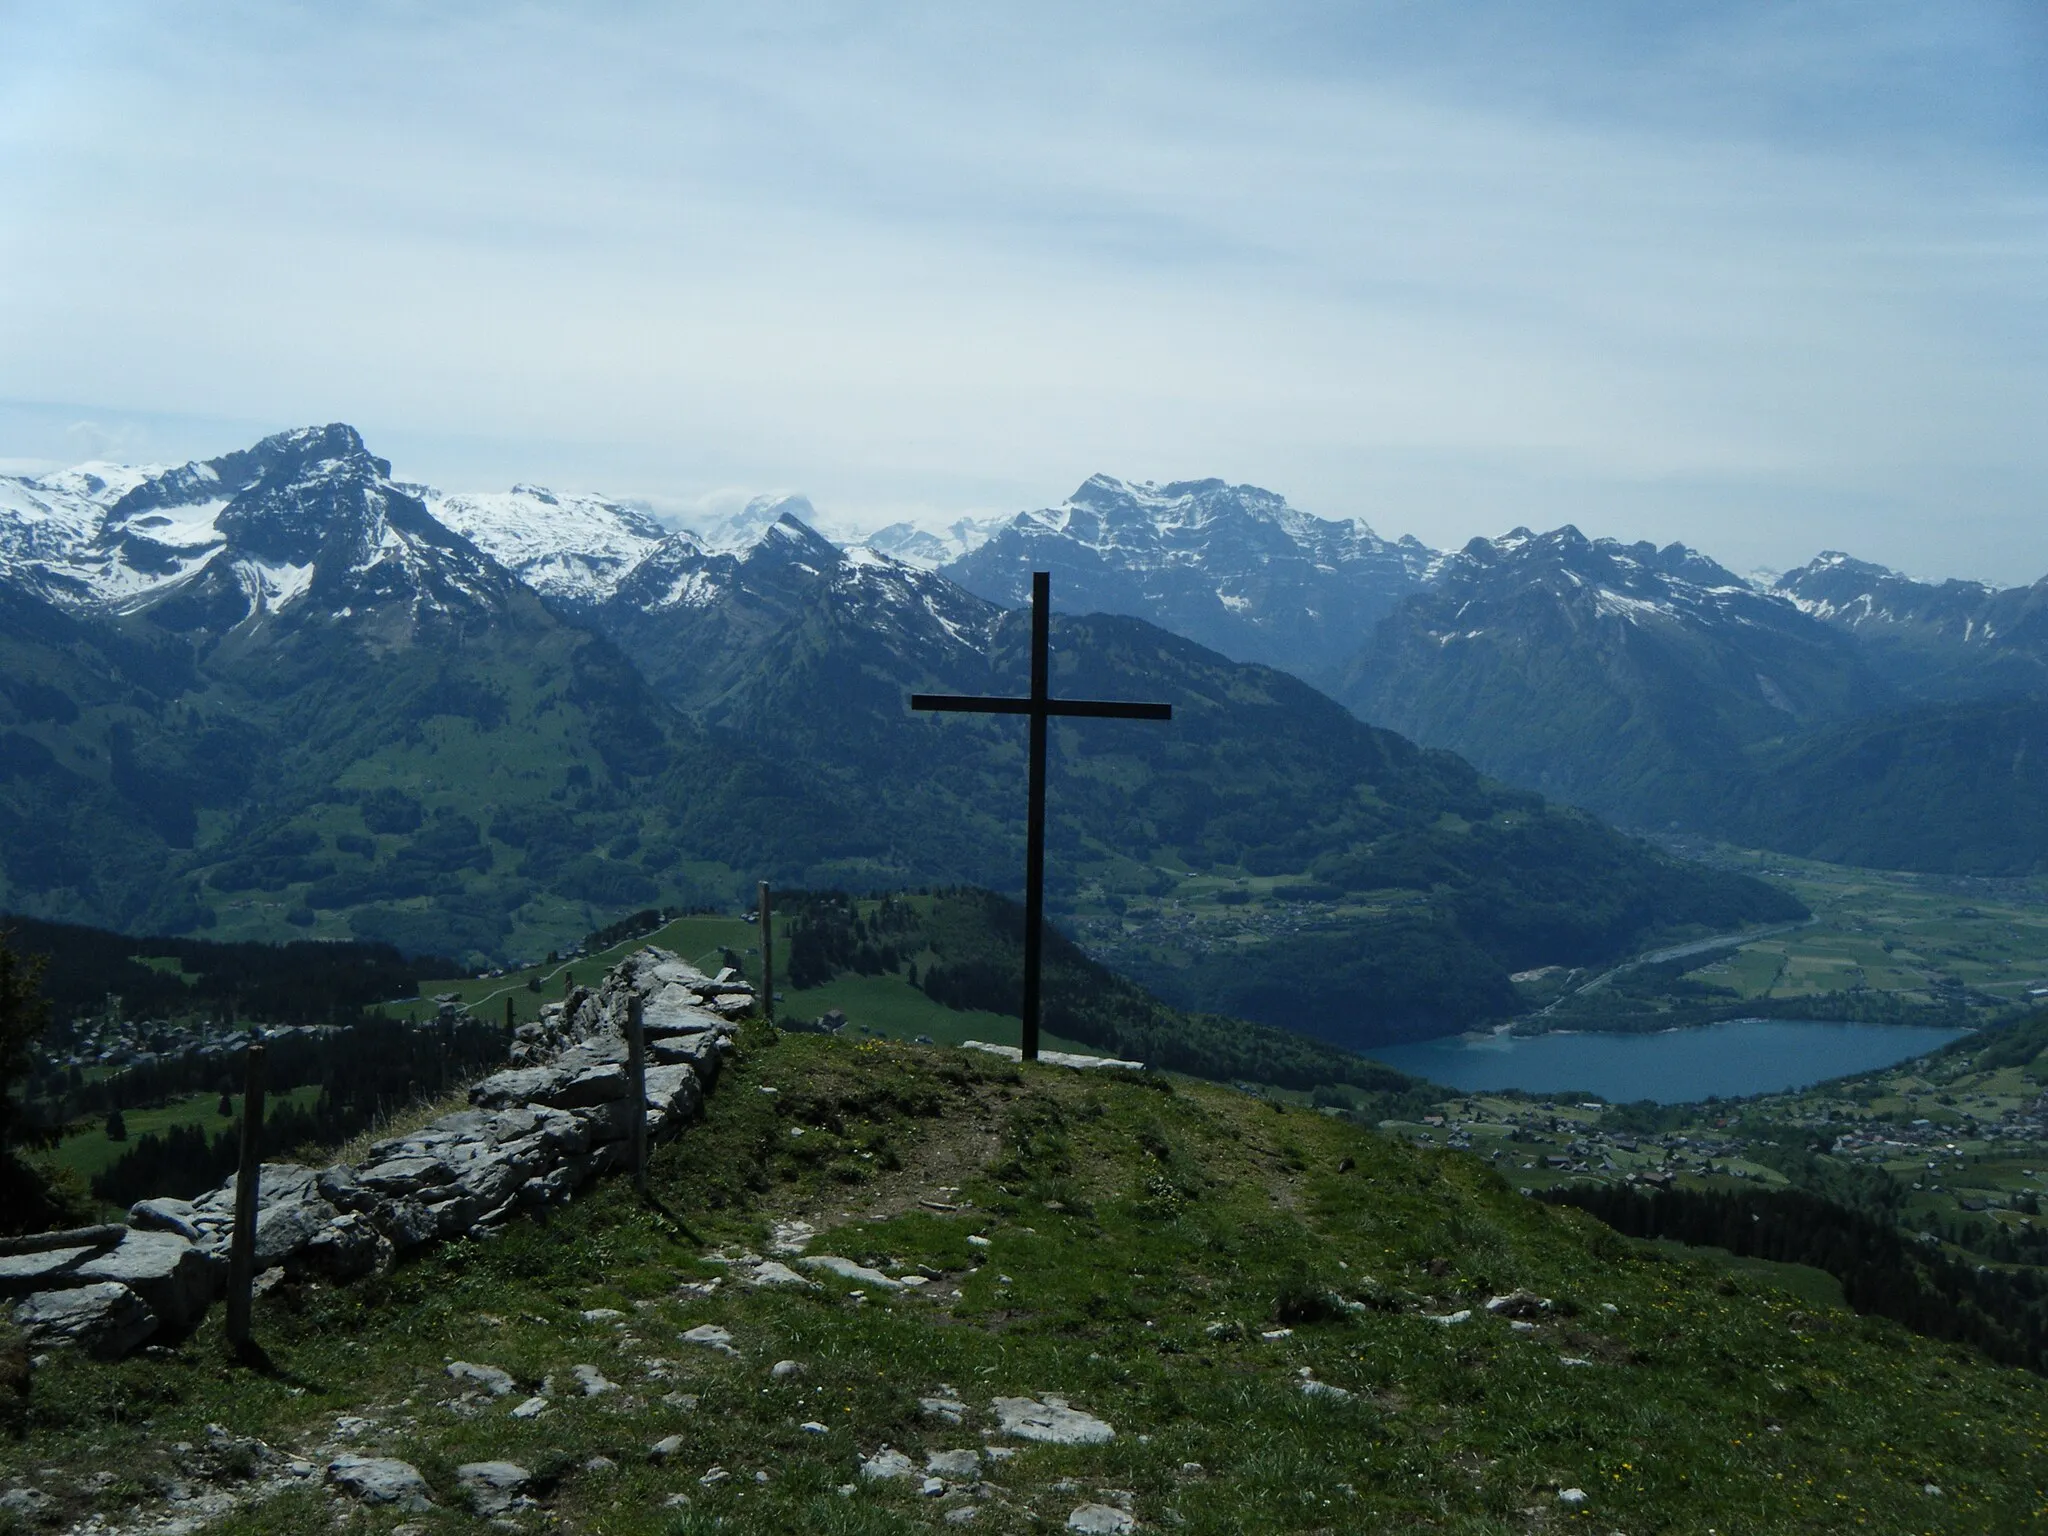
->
[8,948,747,1359]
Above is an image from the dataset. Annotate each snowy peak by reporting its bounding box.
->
[0,423,524,632]
[1772,551,1999,632]
[940,473,1437,678]
[861,514,1008,570]
[1441,525,1762,629]
[428,484,669,608]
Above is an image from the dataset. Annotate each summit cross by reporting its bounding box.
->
[911,571,1171,1061]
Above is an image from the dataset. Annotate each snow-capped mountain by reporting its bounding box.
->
[1335,524,1891,830]
[1773,552,2048,697]
[593,509,1003,715]
[0,424,522,631]
[860,514,1008,570]
[940,475,1438,680]
[424,485,669,609]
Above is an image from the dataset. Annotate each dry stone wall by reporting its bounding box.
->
[1,947,749,1360]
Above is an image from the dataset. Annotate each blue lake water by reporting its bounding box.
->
[1368,1019,1969,1104]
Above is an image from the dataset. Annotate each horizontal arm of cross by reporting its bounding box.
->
[911,693,1172,720]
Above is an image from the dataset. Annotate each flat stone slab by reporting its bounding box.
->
[992,1395,1115,1445]
[456,1461,529,1515]
[73,1230,219,1330]
[860,1448,916,1482]
[1068,1504,1136,1533]
[11,1281,156,1359]
[960,1041,1144,1071]
[327,1455,433,1511]
[447,1361,516,1396]
[800,1255,901,1290]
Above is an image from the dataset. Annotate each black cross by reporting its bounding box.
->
[912,571,1171,1061]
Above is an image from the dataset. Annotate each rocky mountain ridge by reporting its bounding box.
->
[941,473,1439,679]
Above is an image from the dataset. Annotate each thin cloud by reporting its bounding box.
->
[0,3,2042,581]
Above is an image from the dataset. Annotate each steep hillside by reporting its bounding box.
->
[9,1025,2044,1534]
[0,426,827,960]
[942,474,1436,679]
[1727,694,2048,875]
[1337,526,1894,834]
[1775,551,2048,699]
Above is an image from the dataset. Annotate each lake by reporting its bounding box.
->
[1368,1018,1968,1104]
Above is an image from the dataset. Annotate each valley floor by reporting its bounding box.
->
[7,1023,2046,1534]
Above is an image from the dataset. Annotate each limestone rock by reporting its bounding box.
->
[800,1255,901,1290]
[11,1281,156,1359]
[1068,1503,1136,1533]
[128,1197,202,1240]
[992,1395,1115,1445]
[681,1324,737,1356]
[446,1361,516,1396]
[927,1449,982,1478]
[455,1460,529,1515]
[72,1231,220,1330]
[327,1454,433,1511]
[860,1447,916,1482]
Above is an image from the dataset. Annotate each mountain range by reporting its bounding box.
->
[0,425,1800,1048]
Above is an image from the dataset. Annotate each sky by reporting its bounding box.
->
[1,2,2044,581]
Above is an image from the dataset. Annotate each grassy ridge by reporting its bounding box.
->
[8,1025,2045,1533]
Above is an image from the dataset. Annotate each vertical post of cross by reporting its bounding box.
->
[758,880,776,1026]
[625,992,647,1193]
[1021,572,1051,1060]
[224,1042,266,1354]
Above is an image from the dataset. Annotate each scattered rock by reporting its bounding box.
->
[927,1449,982,1478]
[455,1461,529,1516]
[584,1455,618,1474]
[771,1359,804,1379]
[572,1364,616,1396]
[446,1361,516,1396]
[1484,1290,1552,1320]
[800,1255,902,1290]
[681,1324,737,1356]
[327,1455,433,1511]
[800,1421,828,1434]
[921,1392,968,1424]
[1298,1370,1352,1401]
[861,1447,917,1481]
[1428,1310,1473,1327]
[0,1489,53,1520]
[651,1435,687,1461]
[510,1396,548,1420]
[1558,1487,1588,1507]
[1067,1503,1137,1533]
[746,1261,814,1288]
[582,1307,626,1322]
[10,1281,156,1359]
[991,1395,1116,1445]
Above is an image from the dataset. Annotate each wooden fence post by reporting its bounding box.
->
[758,881,775,1026]
[224,1043,266,1353]
[626,993,647,1193]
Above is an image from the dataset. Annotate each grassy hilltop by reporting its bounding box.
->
[8,1021,2046,1534]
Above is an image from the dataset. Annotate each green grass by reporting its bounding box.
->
[45,1087,323,1180]
[1637,1238,1847,1312]
[10,1025,2048,1534]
